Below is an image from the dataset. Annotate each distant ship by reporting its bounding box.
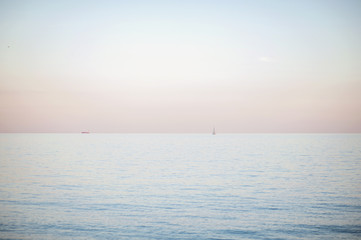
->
[212,127,216,135]
[81,131,90,134]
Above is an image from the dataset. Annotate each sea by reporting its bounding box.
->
[0,133,360,240]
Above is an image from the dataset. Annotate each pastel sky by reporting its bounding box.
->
[1,0,360,133]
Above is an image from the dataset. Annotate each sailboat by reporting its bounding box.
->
[212,127,216,135]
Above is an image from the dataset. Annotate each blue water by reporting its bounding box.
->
[0,134,360,239]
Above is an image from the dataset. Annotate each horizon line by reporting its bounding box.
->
[1,132,361,134]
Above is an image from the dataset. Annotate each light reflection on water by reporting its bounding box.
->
[1,134,361,239]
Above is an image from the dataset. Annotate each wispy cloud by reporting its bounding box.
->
[259,56,274,63]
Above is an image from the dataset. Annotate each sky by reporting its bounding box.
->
[0,0,361,133]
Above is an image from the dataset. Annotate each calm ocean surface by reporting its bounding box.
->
[0,134,360,240]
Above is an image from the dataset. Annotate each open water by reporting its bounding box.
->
[0,134,360,239]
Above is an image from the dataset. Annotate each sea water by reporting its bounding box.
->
[0,134,360,240]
